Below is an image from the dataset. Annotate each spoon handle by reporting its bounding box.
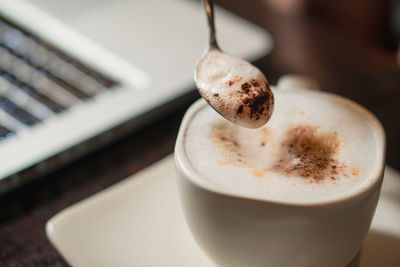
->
[204,0,219,49]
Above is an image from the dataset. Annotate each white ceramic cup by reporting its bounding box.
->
[174,75,386,267]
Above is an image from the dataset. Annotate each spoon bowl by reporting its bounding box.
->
[195,0,274,129]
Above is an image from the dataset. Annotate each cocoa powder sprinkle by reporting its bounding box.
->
[237,105,244,114]
[272,125,347,183]
[241,82,251,93]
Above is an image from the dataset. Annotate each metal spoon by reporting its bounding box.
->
[195,0,274,129]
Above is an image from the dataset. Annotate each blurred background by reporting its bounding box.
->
[219,0,400,167]
[0,0,399,265]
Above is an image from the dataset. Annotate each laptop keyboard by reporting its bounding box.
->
[0,16,118,140]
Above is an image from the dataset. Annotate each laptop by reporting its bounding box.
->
[0,0,272,193]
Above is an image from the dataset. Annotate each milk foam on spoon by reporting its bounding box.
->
[195,49,274,129]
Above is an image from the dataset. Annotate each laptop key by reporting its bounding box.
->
[30,70,79,107]
[54,50,117,89]
[38,68,92,100]
[46,55,105,95]
[1,72,66,113]
[0,78,52,120]
[0,124,14,141]
[18,85,66,114]
[0,95,41,126]
[2,45,92,101]
[0,45,13,70]
[0,108,25,131]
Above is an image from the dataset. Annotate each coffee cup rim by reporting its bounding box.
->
[175,88,386,207]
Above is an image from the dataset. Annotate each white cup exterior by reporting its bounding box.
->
[174,75,385,267]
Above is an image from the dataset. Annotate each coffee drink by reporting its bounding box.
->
[184,88,384,203]
[176,79,385,267]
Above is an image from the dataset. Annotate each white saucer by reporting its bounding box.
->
[46,155,400,267]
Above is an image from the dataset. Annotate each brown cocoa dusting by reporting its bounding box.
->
[235,80,272,120]
[249,94,268,119]
[209,122,352,184]
[226,76,243,87]
[253,170,266,178]
[220,136,239,147]
[241,83,251,93]
[272,125,348,183]
[351,168,360,176]
[237,105,244,114]
[210,122,246,165]
[251,80,260,87]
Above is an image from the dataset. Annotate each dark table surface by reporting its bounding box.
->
[1,1,399,266]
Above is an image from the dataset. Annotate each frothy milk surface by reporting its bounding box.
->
[183,89,383,202]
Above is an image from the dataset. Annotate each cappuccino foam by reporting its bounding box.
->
[184,89,384,202]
